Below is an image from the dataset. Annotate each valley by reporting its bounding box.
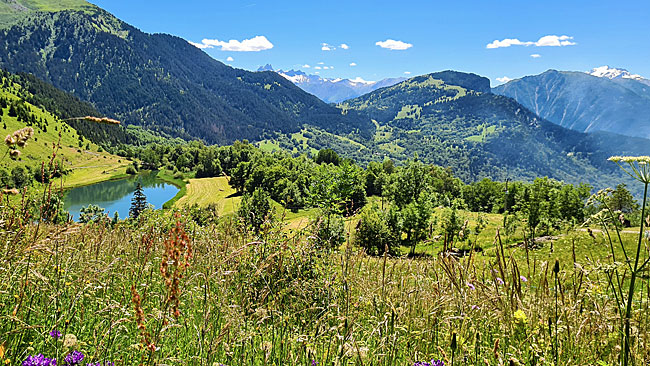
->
[0,1,648,366]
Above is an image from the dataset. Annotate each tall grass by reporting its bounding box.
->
[0,203,647,365]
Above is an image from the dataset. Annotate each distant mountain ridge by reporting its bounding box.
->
[341,71,649,187]
[493,68,650,139]
[0,1,374,144]
[257,65,406,103]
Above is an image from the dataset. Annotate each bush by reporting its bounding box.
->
[237,188,274,234]
[126,165,137,175]
[310,213,345,249]
[355,204,400,255]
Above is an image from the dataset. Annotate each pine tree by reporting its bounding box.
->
[129,183,148,219]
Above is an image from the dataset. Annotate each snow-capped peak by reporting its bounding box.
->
[348,77,375,85]
[588,66,644,81]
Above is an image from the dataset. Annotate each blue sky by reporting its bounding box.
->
[89,0,650,85]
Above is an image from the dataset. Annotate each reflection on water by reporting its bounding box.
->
[63,172,179,221]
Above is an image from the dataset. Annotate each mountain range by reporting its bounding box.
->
[257,65,406,103]
[0,0,373,144]
[0,0,647,191]
[494,66,650,139]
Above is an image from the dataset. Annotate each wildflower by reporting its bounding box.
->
[2,188,19,195]
[609,156,650,183]
[311,361,318,366]
[496,277,504,285]
[49,330,62,339]
[22,354,56,366]
[520,275,528,282]
[466,282,475,290]
[4,135,15,146]
[9,150,21,159]
[514,309,528,326]
[413,359,445,366]
[63,351,83,365]
[62,334,77,349]
[83,116,121,125]
[471,305,480,311]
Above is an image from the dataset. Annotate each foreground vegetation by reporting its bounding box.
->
[0,199,649,365]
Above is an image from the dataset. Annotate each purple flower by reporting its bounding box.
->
[466,282,475,290]
[22,354,57,366]
[49,330,62,339]
[471,305,480,311]
[311,361,318,366]
[413,360,445,366]
[64,351,84,366]
[496,277,504,285]
[85,363,114,366]
[520,275,528,282]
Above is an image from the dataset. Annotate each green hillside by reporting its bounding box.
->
[0,0,96,25]
[0,69,127,187]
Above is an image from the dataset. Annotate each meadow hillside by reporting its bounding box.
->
[0,69,128,188]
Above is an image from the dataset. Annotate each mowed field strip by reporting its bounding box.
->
[175,176,317,229]
[174,176,241,215]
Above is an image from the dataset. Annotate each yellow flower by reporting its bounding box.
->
[514,309,528,326]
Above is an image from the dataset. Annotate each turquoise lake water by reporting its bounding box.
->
[63,173,179,221]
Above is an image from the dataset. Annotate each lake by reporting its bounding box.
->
[63,172,180,221]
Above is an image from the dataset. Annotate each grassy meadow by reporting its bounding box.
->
[0,190,649,365]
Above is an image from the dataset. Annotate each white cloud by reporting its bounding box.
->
[349,62,357,67]
[340,43,349,50]
[323,66,330,70]
[530,54,541,58]
[315,71,320,74]
[404,71,411,75]
[496,76,512,83]
[314,66,322,70]
[321,43,334,51]
[376,39,413,50]
[486,38,529,49]
[226,56,234,62]
[535,35,575,47]
[486,35,575,49]
[302,64,310,68]
[189,41,211,49]
[195,35,274,52]
[317,62,325,65]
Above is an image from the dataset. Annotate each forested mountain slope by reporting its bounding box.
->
[0,1,373,144]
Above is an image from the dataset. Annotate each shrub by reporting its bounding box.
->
[237,188,274,234]
[354,204,400,255]
[126,165,137,175]
[310,213,345,249]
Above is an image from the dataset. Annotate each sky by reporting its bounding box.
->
[89,0,650,86]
